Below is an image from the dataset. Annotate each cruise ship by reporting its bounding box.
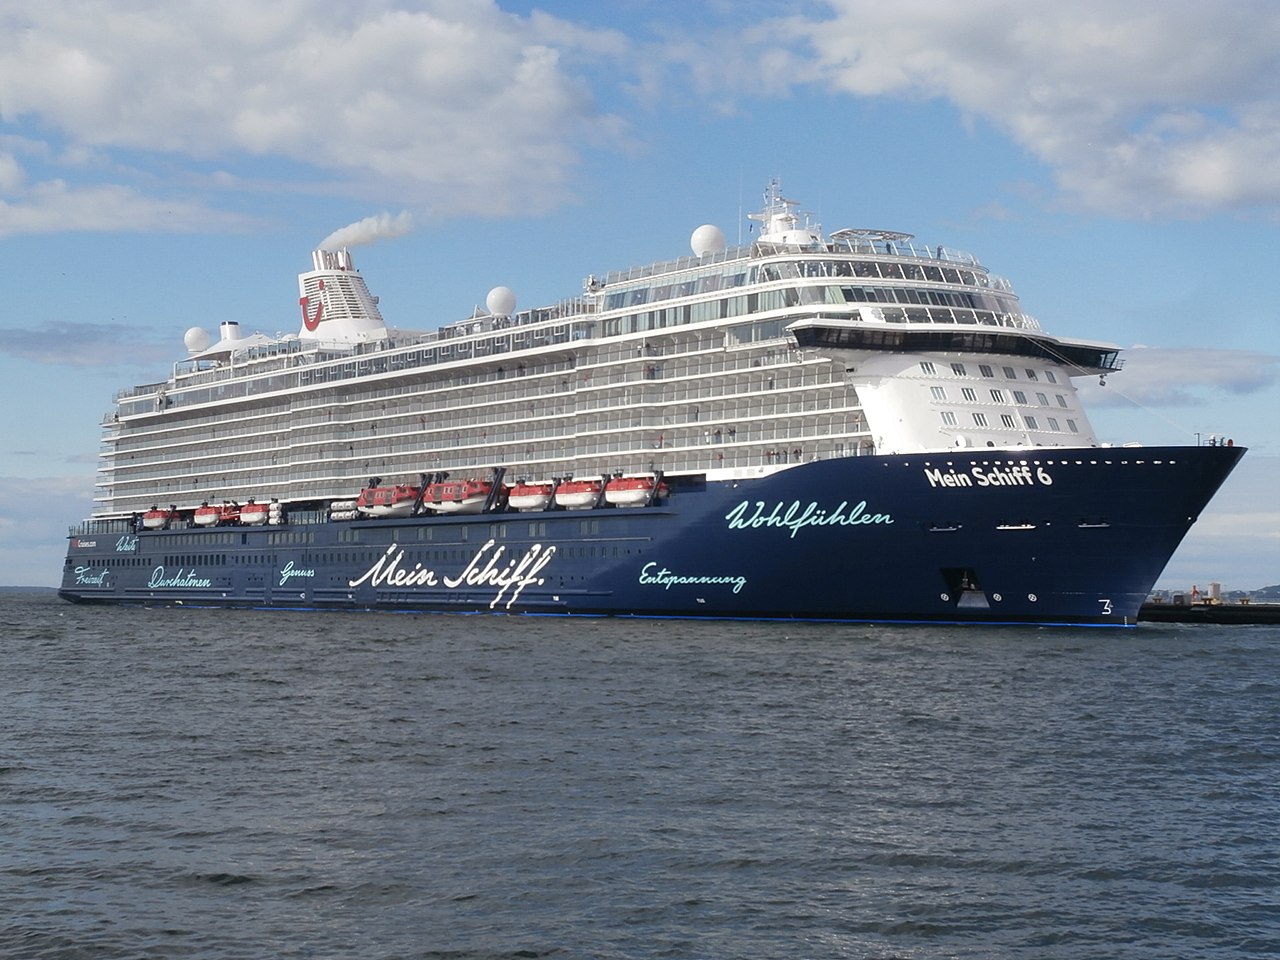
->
[59,182,1244,624]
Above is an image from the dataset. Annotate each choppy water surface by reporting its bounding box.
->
[2,591,1277,958]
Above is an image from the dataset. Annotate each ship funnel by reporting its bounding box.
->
[298,248,388,343]
[312,249,354,272]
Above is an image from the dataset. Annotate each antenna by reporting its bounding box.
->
[737,170,743,246]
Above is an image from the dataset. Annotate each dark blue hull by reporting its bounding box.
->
[60,446,1244,625]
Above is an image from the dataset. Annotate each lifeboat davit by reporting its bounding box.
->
[423,478,501,514]
[141,505,177,530]
[507,481,554,512]
[554,479,602,509]
[604,475,668,507]
[356,484,421,517]
[194,501,240,526]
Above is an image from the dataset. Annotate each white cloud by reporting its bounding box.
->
[0,1,630,227]
[794,0,1280,218]
[0,151,23,191]
[1157,455,1280,592]
[0,176,258,236]
[1078,346,1280,407]
[4,1,1279,235]
[4,319,175,367]
[0,472,96,587]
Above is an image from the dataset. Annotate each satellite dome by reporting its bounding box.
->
[691,224,726,257]
[184,326,211,353]
[486,286,517,317]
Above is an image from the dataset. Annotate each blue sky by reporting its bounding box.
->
[2,0,1278,591]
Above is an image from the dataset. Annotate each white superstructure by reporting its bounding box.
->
[94,181,1120,518]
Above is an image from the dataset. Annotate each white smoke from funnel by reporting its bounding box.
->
[319,211,413,251]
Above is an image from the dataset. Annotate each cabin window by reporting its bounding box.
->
[930,386,946,400]
[979,365,994,378]
[920,361,937,375]
[690,300,717,323]
[1013,390,1028,404]
[961,388,977,402]
[1003,366,1016,379]
[725,294,749,318]
[1024,415,1038,429]
[951,363,967,376]
[1001,414,1016,428]
[990,389,1005,403]
[941,411,958,426]
[972,413,989,427]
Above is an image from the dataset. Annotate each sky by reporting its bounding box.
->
[2,0,1278,592]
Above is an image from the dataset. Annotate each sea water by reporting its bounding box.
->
[2,590,1277,959]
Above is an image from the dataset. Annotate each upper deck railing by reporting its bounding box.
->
[601,235,985,286]
[113,231,1011,411]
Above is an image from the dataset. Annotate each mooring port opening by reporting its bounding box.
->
[941,567,989,609]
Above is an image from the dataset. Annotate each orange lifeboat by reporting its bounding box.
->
[141,505,177,530]
[355,484,421,517]
[604,475,668,507]
[194,501,240,526]
[422,478,501,514]
[239,499,270,525]
[554,479,602,510]
[507,481,554,512]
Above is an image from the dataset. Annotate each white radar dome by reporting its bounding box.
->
[486,286,517,317]
[184,326,211,353]
[690,224,726,257]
